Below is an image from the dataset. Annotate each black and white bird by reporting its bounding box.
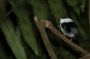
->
[60,18,79,43]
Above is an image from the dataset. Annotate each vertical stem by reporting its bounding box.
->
[34,17,57,59]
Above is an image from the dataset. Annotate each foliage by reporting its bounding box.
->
[0,0,89,59]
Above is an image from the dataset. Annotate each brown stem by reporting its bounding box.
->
[34,17,58,59]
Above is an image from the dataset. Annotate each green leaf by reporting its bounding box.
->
[14,8,40,56]
[0,19,27,59]
[27,0,49,19]
[79,0,87,12]
[66,0,86,15]
[66,0,78,7]
[66,0,80,15]
[7,0,23,8]
[47,0,67,28]
[66,0,86,10]
[7,0,41,56]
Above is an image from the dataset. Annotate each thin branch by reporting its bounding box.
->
[41,20,89,56]
[34,17,58,59]
[5,9,13,18]
[0,4,21,26]
[0,9,13,27]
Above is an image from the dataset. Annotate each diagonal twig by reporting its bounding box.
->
[41,20,89,56]
[34,17,58,59]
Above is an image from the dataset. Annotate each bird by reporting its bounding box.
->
[60,18,79,44]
